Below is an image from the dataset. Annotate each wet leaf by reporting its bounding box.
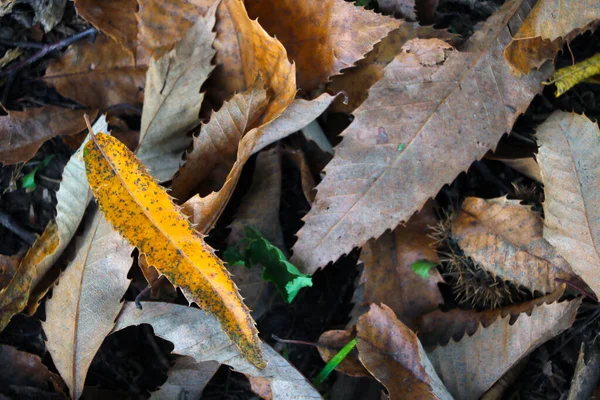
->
[84,133,265,368]
[428,298,580,399]
[244,0,400,91]
[43,210,132,399]
[536,111,600,296]
[356,304,453,399]
[291,0,550,274]
[0,107,90,165]
[113,302,321,399]
[452,197,573,293]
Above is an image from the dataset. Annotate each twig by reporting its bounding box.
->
[0,209,37,245]
[0,38,45,49]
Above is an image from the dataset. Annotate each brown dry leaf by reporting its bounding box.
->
[536,111,600,296]
[328,25,459,113]
[504,0,600,76]
[43,210,132,399]
[0,254,22,289]
[44,35,146,112]
[135,5,217,182]
[0,344,67,398]
[452,197,573,293]
[485,154,542,182]
[0,107,90,165]
[318,329,369,378]
[113,302,321,399]
[428,298,580,400]
[291,0,550,274]
[354,200,443,328]
[244,0,400,92]
[284,148,317,204]
[171,80,269,201]
[152,357,219,400]
[74,0,138,57]
[416,288,564,348]
[356,304,453,400]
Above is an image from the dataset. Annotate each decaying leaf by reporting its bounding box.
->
[113,302,321,399]
[43,210,132,399]
[135,4,217,182]
[428,298,580,400]
[356,304,453,399]
[547,53,600,97]
[84,133,265,368]
[504,0,600,76]
[451,197,573,293]
[318,329,369,378]
[536,111,600,296]
[0,107,90,165]
[152,356,219,400]
[291,0,550,274]
[244,0,400,91]
[44,35,146,112]
[74,0,139,57]
[353,200,443,328]
[378,0,417,20]
[30,0,66,32]
[0,344,67,399]
[284,148,317,204]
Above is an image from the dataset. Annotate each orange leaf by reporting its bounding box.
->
[84,133,265,369]
[291,0,550,274]
[244,0,400,91]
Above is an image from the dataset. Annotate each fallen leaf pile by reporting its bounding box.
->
[0,0,599,398]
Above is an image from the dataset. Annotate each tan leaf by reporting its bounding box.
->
[151,357,219,400]
[291,0,550,274]
[317,329,369,378]
[0,254,22,289]
[74,0,138,57]
[43,210,133,399]
[452,197,573,293]
[113,302,321,399]
[356,304,453,400]
[428,298,580,400]
[536,111,600,296]
[485,154,542,182]
[284,148,317,204]
[504,0,600,76]
[244,0,400,91]
[0,107,90,165]
[354,200,443,328]
[44,35,146,112]
[135,5,217,182]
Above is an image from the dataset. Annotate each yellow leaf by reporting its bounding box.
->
[546,53,600,97]
[84,133,266,369]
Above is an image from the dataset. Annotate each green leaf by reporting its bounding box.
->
[411,259,438,278]
[313,337,358,387]
[21,154,54,190]
[225,226,313,303]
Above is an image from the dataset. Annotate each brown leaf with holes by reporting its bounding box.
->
[74,0,139,57]
[244,0,400,92]
[428,298,579,400]
[452,197,573,293]
[504,0,600,76]
[356,304,453,399]
[318,329,369,378]
[291,0,551,274]
[353,200,443,328]
[0,107,90,165]
[536,111,600,297]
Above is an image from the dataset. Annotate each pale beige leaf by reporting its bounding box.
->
[291,0,550,274]
[113,302,321,399]
[136,5,217,182]
[151,357,219,400]
[428,299,580,400]
[43,210,132,399]
[536,111,600,296]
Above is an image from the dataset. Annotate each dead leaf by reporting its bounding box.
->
[0,344,67,398]
[428,298,580,400]
[244,0,399,92]
[536,111,600,296]
[135,5,217,182]
[43,210,132,399]
[152,357,219,400]
[452,197,573,293]
[113,301,321,399]
[504,0,600,76]
[284,148,317,204]
[356,304,453,399]
[318,329,369,378]
[85,133,265,368]
[0,48,21,69]
[547,53,600,97]
[0,254,22,290]
[485,154,542,182]
[0,107,90,165]
[415,0,439,25]
[353,200,443,328]
[30,0,66,32]
[378,0,417,20]
[291,0,550,274]
[44,35,146,113]
[171,80,269,200]
[74,0,138,57]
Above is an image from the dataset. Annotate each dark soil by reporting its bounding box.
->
[1,0,600,399]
